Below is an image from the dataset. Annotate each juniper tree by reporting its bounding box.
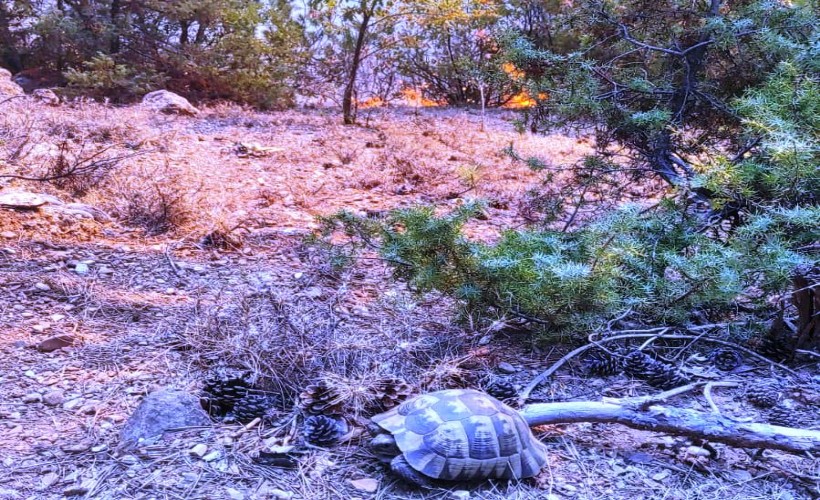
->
[315,0,818,340]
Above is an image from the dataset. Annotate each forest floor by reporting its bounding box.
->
[0,99,817,499]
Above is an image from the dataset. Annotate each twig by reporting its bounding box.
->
[0,95,25,106]
[603,381,707,410]
[605,307,634,330]
[638,331,669,351]
[231,418,261,438]
[164,244,183,277]
[703,381,739,415]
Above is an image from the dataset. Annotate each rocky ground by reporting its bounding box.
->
[0,99,817,499]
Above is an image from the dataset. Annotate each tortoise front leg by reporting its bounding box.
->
[390,455,436,489]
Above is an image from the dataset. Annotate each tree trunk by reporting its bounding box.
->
[110,0,121,54]
[180,20,190,46]
[793,264,819,351]
[342,2,375,125]
[651,0,722,187]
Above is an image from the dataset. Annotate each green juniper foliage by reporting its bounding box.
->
[317,199,814,337]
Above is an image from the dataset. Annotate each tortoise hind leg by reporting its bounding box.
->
[390,455,436,489]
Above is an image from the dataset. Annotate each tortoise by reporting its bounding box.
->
[370,389,548,487]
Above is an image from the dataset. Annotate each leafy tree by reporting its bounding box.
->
[307,0,410,123]
[514,0,815,202]
[394,0,518,106]
[0,0,33,71]
[10,0,307,106]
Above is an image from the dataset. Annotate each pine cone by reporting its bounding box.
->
[746,385,780,408]
[201,368,254,417]
[767,405,803,428]
[710,348,742,371]
[300,381,346,415]
[226,393,278,424]
[370,377,413,411]
[304,415,348,446]
[484,379,518,402]
[582,352,622,377]
[623,351,690,390]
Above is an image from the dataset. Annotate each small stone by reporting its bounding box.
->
[1,231,17,239]
[34,282,51,292]
[49,314,66,322]
[63,484,90,496]
[449,491,471,500]
[74,263,89,275]
[268,488,295,500]
[190,444,208,457]
[22,393,43,404]
[226,488,244,500]
[37,335,76,352]
[202,451,221,462]
[91,444,107,453]
[24,370,36,378]
[40,472,59,489]
[43,390,65,406]
[62,398,84,411]
[61,442,91,453]
[625,452,654,464]
[303,286,323,299]
[497,362,517,374]
[652,470,671,481]
[685,446,712,458]
[31,323,50,333]
[348,478,378,493]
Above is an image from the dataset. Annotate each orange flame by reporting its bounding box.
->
[501,62,525,80]
[504,92,536,109]
[503,91,548,109]
[357,96,385,109]
[400,87,441,107]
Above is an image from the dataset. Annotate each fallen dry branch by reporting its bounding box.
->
[521,399,820,455]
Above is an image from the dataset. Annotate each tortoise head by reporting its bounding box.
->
[370,433,400,463]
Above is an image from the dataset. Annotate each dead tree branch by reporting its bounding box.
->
[521,399,820,455]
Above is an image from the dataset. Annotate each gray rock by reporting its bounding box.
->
[22,393,43,404]
[43,390,65,406]
[0,191,61,209]
[32,88,59,106]
[0,70,23,97]
[36,335,76,352]
[497,362,517,374]
[119,389,210,448]
[142,90,199,116]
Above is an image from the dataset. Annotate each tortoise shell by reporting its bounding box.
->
[371,389,548,481]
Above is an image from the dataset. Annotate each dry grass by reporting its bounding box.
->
[0,100,816,499]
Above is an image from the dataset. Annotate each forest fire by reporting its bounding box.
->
[503,91,539,109]
[400,87,442,107]
[357,96,385,109]
[501,62,525,80]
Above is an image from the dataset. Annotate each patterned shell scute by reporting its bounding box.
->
[372,389,548,481]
